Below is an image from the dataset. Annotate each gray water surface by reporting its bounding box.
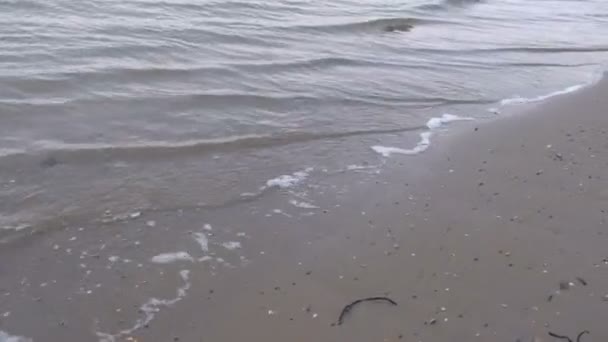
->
[1,0,607,235]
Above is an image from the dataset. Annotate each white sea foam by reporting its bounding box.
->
[108,256,119,263]
[289,199,319,209]
[372,132,432,157]
[372,114,473,157]
[240,192,257,197]
[426,114,473,129]
[193,232,209,252]
[150,252,193,264]
[0,148,25,158]
[346,164,373,171]
[500,83,586,105]
[265,168,313,189]
[0,331,33,342]
[1,223,31,232]
[221,241,241,250]
[96,270,191,342]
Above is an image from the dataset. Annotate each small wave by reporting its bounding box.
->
[48,65,238,85]
[495,62,596,68]
[500,84,587,106]
[416,0,482,11]
[414,46,608,55]
[0,0,50,11]
[283,17,454,34]
[0,126,428,164]
[0,87,492,113]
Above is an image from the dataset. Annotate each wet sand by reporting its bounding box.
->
[2,76,608,341]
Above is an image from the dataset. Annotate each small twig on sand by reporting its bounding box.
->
[548,332,573,342]
[548,331,589,342]
[335,297,397,326]
[576,331,589,342]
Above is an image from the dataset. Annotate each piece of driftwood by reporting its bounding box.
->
[335,297,397,326]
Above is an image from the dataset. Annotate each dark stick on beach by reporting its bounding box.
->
[548,330,589,342]
[335,297,398,326]
[548,331,573,342]
[576,331,590,342]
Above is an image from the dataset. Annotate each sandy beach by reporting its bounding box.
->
[2,75,608,341]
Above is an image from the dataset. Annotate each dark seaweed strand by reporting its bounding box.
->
[576,331,589,342]
[548,332,573,342]
[336,297,398,326]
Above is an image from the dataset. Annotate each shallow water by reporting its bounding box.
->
[1,0,607,235]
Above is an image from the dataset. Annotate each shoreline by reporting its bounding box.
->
[1,71,602,245]
[2,75,608,341]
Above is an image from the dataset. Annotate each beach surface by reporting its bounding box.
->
[2,76,608,341]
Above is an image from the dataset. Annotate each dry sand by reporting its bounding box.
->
[1,76,608,341]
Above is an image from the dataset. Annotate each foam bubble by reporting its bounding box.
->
[265,168,313,189]
[346,164,372,171]
[289,199,319,209]
[193,232,209,252]
[0,331,33,342]
[108,256,120,263]
[426,114,473,129]
[150,252,193,264]
[221,241,241,250]
[1,223,31,232]
[372,132,432,157]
